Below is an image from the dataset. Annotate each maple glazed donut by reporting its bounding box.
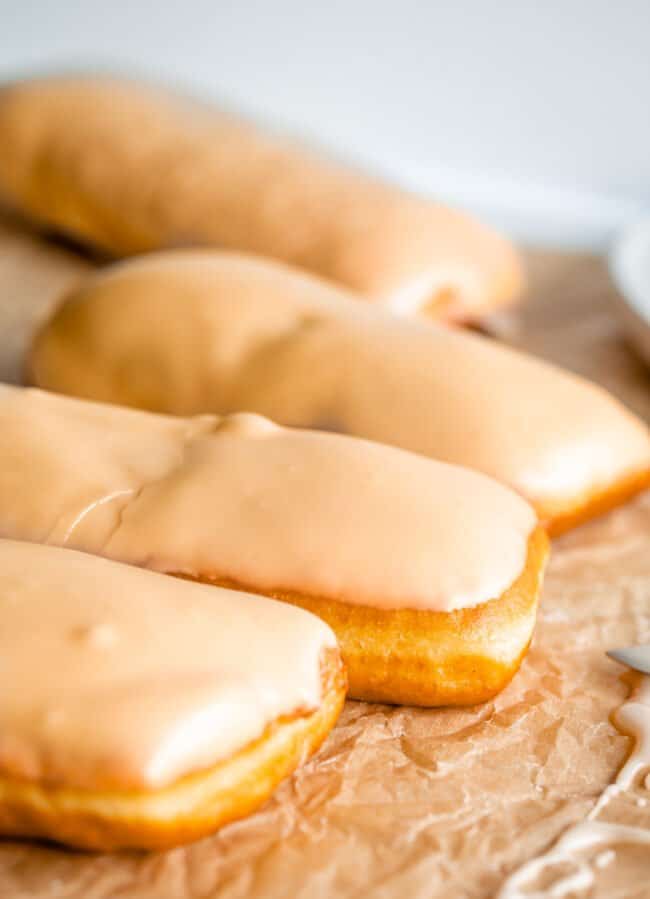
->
[0,75,522,321]
[0,385,547,707]
[28,251,650,534]
[0,540,345,851]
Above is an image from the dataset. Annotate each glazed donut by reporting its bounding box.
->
[28,251,650,534]
[0,385,547,706]
[0,75,521,321]
[0,539,345,851]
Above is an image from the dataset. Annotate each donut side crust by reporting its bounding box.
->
[0,650,346,851]
[540,467,650,536]
[183,527,549,707]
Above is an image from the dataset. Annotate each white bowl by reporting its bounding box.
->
[609,220,650,367]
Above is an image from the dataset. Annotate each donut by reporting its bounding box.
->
[0,75,521,322]
[0,385,547,706]
[28,251,650,534]
[0,539,345,851]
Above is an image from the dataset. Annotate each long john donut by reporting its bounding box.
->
[0,539,345,851]
[28,251,650,533]
[0,75,521,321]
[0,385,547,707]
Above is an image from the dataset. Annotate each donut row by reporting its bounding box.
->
[0,74,648,854]
[0,385,548,849]
[28,250,650,533]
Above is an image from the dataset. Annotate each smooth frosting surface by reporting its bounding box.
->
[30,251,650,515]
[0,385,536,612]
[0,539,335,791]
[0,76,521,318]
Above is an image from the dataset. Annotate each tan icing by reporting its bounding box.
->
[0,76,521,317]
[497,675,650,898]
[31,252,650,513]
[0,539,335,791]
[0,385,535,612]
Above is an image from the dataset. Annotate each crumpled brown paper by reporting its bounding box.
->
[0,213,649,898]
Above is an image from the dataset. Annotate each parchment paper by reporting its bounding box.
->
[0,212,649,898]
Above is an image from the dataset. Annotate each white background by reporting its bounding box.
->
[2,0,649,247]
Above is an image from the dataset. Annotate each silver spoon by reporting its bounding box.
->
[607,644,650,675]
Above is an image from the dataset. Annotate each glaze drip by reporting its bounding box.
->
[497,675,650,898]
